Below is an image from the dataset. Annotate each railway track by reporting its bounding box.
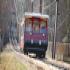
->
[40,58,68,70]
[29,56,69,70]
[27,53,70,70]
[9,44,70,70]
[15,51,70,70]
[46,60,69,70]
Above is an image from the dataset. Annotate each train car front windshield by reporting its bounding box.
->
[25,16,48,34]
[25,18,32,32]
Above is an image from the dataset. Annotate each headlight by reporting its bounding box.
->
[31,39,33,44]
[30,32,32,35]
[43,33,45,36]
[39,40,41,45]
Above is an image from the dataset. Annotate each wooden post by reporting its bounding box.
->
[40,0,42,13]
[52,0,58,59]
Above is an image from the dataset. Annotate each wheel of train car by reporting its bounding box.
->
[42,52,46,58]
[24,49,28,55]
[36,53,40,58]
[36,52,46,58]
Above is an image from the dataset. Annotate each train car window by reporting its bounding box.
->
[25,19,32,32]
[33,20,39,33]
[40,21,47,33]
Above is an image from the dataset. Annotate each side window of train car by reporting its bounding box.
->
[25,19,32,32]
[40,21,46,33]
[33,20,39,33]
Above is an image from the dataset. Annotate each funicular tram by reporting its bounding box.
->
[22,12,49,58]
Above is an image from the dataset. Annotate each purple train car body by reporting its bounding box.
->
[24,12,49,58]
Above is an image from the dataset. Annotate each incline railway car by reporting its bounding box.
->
[23,12,49,58]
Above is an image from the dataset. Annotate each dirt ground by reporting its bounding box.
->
[0,49,27,70]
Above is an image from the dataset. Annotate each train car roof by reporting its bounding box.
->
[24,12,49,18]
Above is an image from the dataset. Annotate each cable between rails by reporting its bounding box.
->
[43,0,56,10]
[57,12,70,30]
[33,0,56,11]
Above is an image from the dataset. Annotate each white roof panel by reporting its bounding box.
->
[24,12,49,18]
